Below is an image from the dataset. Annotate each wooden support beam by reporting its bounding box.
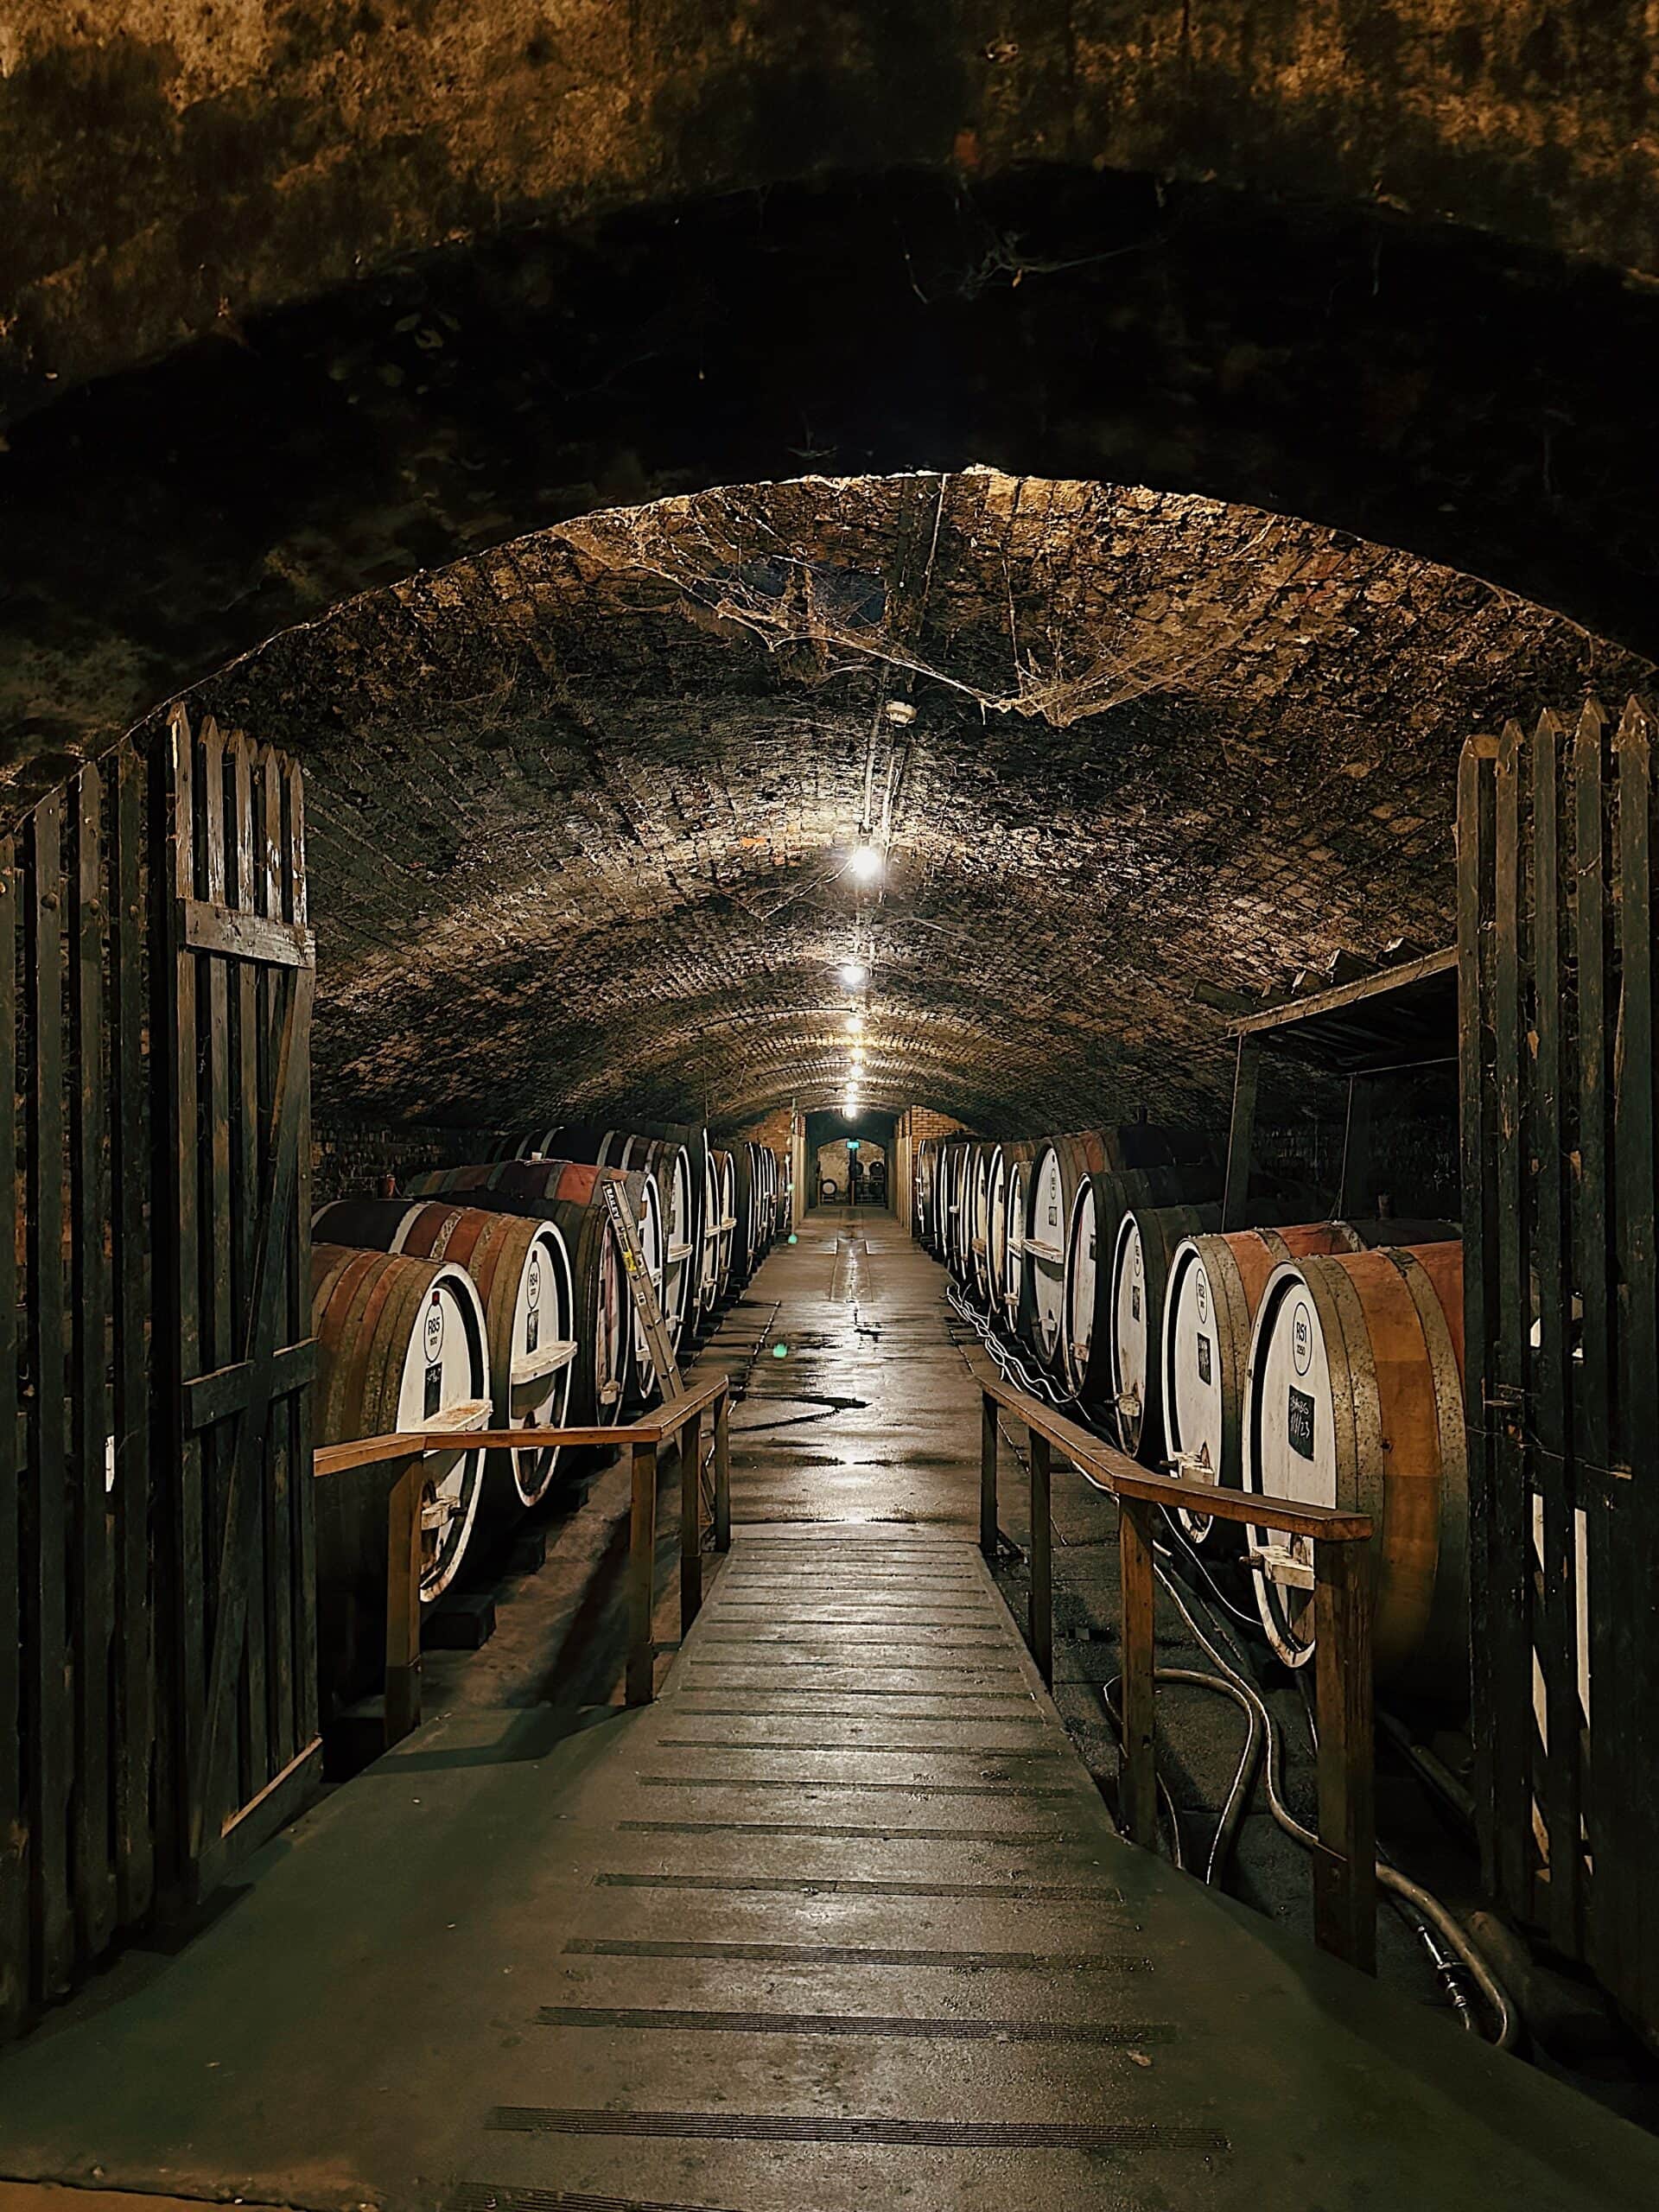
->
[1221,1034,1260,1230]
[382,1457,425,1748]
[980,1390,999,1559]
[1229,945,1457,1037]
[679,1409,704,1636]
[626,1440,659,1708]
[1027,1427,1052,1688]
[1117,1497,1159,1851]
[712,1389,732,1554]
[1313,1541,1377,1973]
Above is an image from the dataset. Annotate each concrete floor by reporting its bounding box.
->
[0,1208,1656,2211]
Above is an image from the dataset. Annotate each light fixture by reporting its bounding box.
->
[845,1013,863,1035]
[848,843,882,885]
[838,960,868,989]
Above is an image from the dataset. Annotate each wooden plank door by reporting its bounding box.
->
[154,706,321,1897]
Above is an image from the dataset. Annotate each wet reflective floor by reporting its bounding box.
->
[725,1206,983,1532]
[0,1211,1655,2210]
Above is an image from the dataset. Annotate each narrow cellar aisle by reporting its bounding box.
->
[0,1218,1652,2210]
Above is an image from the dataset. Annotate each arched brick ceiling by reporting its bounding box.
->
[172,470,1651,1133]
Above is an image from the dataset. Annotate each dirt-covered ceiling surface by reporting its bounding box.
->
[10,164,1659,831]
[170,469,1651,1135]
[7,0,1656,421]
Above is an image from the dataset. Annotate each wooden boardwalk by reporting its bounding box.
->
[0,1217,1656,2209]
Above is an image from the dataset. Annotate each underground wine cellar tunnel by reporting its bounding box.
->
[7,8,1659,2209]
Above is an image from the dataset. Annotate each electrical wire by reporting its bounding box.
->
[1154,1563,1517,2050]
[943,1257,1516,2050]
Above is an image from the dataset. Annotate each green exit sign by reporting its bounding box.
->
[848,1139,861,1150]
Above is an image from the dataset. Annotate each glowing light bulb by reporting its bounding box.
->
[846,1014,863,1035]
[848,844,882,885]
[838,961,868,989]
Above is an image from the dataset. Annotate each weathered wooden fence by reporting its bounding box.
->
[1459,696,1659,2036]
[0,706,316,2035]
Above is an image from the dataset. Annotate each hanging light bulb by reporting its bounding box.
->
[838,960,868,989]
[845,1013,863,1035]
[847,844,882,885]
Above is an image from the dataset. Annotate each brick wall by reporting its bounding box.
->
[311,1118,500,1207]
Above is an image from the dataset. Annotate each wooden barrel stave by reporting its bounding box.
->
[1107,1201,1224,1459]
[311,1243,491,1604]
[405,1159,637,1421]
[315,1197,577,1511]
[1242,1239,1468,1689]
[1059,1165,1217,1393]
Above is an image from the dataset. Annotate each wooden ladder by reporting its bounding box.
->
[599,1176,684,1408]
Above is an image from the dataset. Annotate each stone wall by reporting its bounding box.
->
[310,1118,499,1208]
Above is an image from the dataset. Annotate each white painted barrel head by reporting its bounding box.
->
[1164,1237,1227,1535]
[507,1221,575,1506]
[394,1262,488,1600]
[1029,1147,1069,1359]
[1062,1179,1097,1382]
[1110,1211,1148,1441]
[632,1175,666,1383]
[1002,1160,1029,1328]
[1243,1262,1337,1665]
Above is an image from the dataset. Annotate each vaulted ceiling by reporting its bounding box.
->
[170,469,1650,1132]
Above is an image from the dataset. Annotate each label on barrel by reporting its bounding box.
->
[1131,1285,1141,1322]
[526,1251,542,1308]
[423,1294,445,1363]
[525,1306,539,1353]
[1291,1300,1313,1376]
[1287,1384,1315,1460]
[1197,1333,1211,1385]
[424,1361,443,1419]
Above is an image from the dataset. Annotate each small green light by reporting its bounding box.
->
[787,1233,798,1245]
[772,1341,790,1359]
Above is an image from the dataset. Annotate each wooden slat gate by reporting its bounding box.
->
[0,704,318,2037]
[1459,695,1659,2038]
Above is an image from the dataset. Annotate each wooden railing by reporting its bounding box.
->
[971,1356,1379,1974]
[313,1370,733,1742]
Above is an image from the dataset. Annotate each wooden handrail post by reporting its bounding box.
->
[1313,1539,1376,1971]
[679,1408,705,1636]
[383,1454,424,1748]
[713,1382,732,1553]
[1117,1495,1159,1849]
[980,1389,999,1559]
[1027,1426,1052,1687]
[626,1439,659,1707]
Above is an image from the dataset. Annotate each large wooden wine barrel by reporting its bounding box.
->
[728,1141,759,1282]
[1058,1166,1216,1390]
[315,1198,576,1513]
[912,1138,938,1246]
[311,1243,491,1602]
[418,1155,665,1405]
[969,1143,1001,1304]
[511,1126,695,1351]
[986,1140,1037,1324]
[1160,1217,1457,1545]
[938,1141,973,1265]
[404,1160,635,1421]
[760,1142,778,1248]
[711,1147,737,1302]
[953,1140,994,1286]
[1000,1150,1036,1342]
[1243,1239,1468,1689]
[1026,1131,1195,1359]
[1106,1201,1223,1459]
